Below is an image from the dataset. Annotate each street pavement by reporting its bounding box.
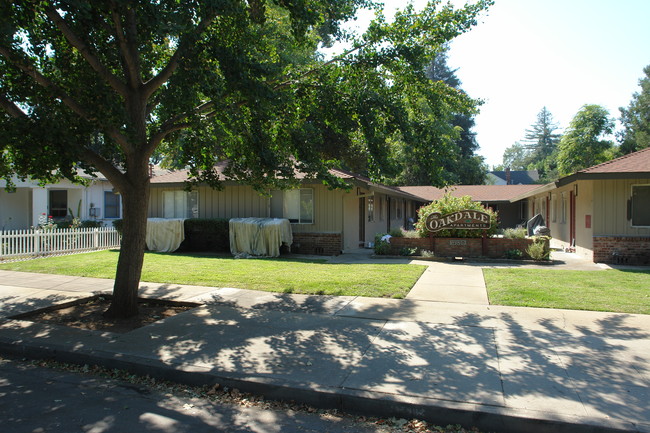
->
[0,357,384,433]
[0,252,649,433]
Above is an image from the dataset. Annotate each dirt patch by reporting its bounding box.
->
[10,295,200,333]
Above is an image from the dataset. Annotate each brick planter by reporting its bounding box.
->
[387,236,540,259]
[388,237,431,255]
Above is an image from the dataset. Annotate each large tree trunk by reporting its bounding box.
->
[103,177,151,319]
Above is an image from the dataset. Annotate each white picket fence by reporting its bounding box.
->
[0,227,121,261]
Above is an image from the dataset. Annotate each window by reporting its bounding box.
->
[561,192,567,224]
[551,194,557,223]
[396,199,403,220]
[378,196,384,221]
[104,191,121,219]
[270,189,313,224]
[49,190,67,218]
[519,201,527,220]
[163,190,198,218]
[631,185,650,227]
[367,196,374,222]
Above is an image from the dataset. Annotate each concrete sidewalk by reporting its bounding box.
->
[1,267,649,433]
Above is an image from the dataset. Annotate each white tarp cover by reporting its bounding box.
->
[229,218,292,258]
[146,218,185,253]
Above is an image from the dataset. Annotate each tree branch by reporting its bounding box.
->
[0,46,132,153]
[142,12,216,99]
[109,1,141,88]
[146,122,191,156]
[43,5,128,96]
[0,94,28,119]
[272,41,370,91]
[80,148,127,191]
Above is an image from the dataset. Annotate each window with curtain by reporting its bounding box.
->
[270,189,314,224]
[104,191,121,219]
[163,190,198,218]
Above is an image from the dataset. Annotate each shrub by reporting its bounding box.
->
[504,249,524,260]
[402,229,424,239]
[503,227,527,239]
[181,218,230,252]
[415,193,498,238]
[389,227,404,237]
[420,250,435,258]
[527,236,551,261]
[373,233,391,255]
[80,220,104,228]
[399,247,418,256]
[112,219,123,234]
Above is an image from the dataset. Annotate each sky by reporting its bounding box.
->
[329,0,650,168]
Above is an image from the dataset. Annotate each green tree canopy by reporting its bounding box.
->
[497,142,529,171]
[619,65,650,154]
[388,45,486,186]
[557,104,615,176]
[0,0,492,317]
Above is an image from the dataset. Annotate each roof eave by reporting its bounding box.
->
[557,171,650,187]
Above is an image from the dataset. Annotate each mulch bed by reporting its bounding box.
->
[11,295,200,333]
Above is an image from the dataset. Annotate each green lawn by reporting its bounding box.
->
[0,250,426,299]
[484,268,650,315]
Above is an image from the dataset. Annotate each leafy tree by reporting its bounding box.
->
[387,44,485,186]
[557,104,614,176]
[0,1,492,317]
[619,65,650,154]
[499,142,530,171]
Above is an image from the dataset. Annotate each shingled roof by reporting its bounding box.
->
[557,146,650,186]
[148,163,421,201]
[396,184,540,202]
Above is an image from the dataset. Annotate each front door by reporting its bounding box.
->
[49,190,68,219]
[359,197,365,246]
[569,190,576,247]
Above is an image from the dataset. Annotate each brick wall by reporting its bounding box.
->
[593,236,650,264]
[388,237,432,255]
[486,238,536,258]
[434,238,483,257]
[291,232,342,256]
[387,236,538,258]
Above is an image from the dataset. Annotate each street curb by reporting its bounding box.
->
[0,335,640,433]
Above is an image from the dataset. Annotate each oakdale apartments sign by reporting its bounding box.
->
[425,210,491,233]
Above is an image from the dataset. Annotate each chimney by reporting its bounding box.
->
[505,167,511,185]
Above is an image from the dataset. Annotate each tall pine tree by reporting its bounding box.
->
[619,65,650,154]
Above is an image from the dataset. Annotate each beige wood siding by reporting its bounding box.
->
[149,183,345,233]
[593,178,650,236]
[292,183,344,234]
[149,185,267,219]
